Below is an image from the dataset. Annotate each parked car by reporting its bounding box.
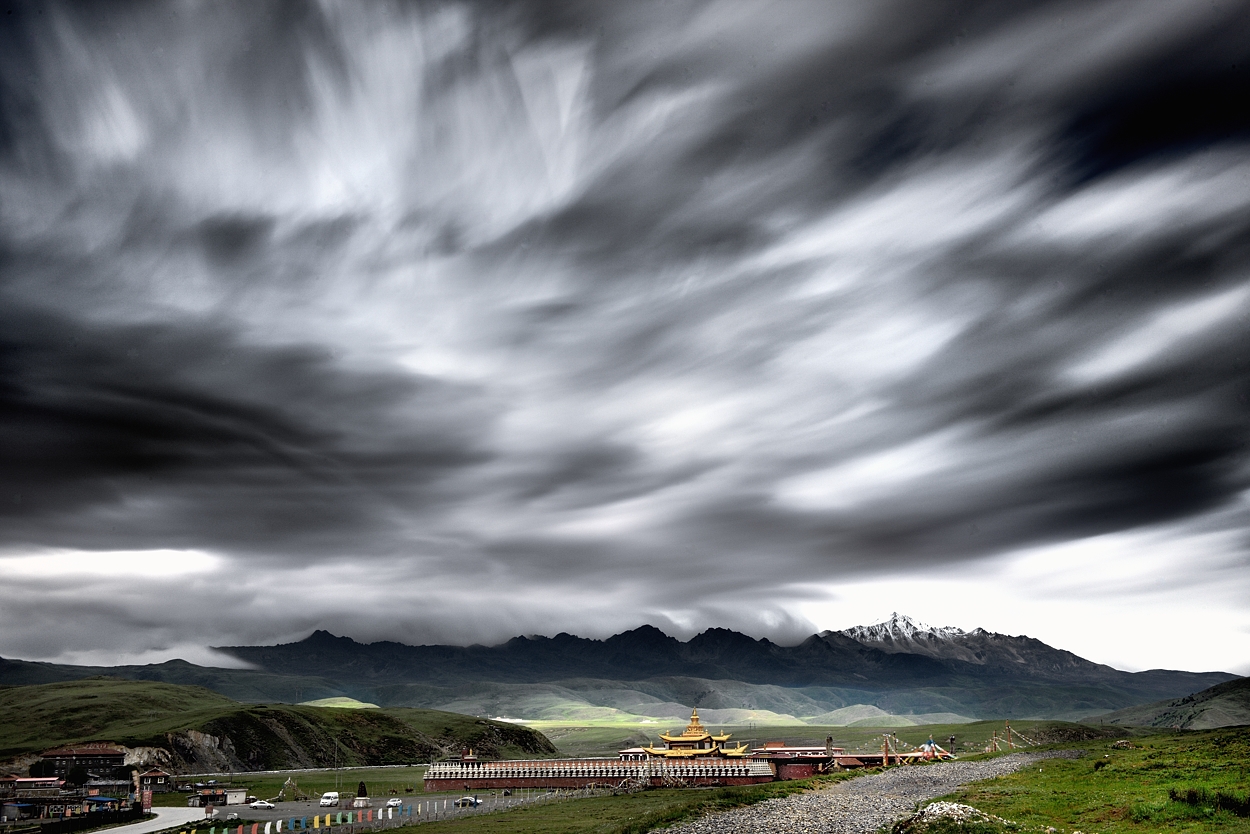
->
[250,800,275,810]
[226,813,239,821]
[453,797,480,808]
[385,798,403,808]
[319,792,339,808]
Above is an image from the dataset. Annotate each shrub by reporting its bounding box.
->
[1169,786,1250,817]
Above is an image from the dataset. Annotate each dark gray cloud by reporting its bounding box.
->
[0,301,494,556]
[1,0,1249,671]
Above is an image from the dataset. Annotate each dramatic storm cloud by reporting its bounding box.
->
[2,0,1249,673]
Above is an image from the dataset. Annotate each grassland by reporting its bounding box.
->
[936,727,1250,833]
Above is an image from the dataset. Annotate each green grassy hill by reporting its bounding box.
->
[0,677,238,754]
[0,656,349,703]
[0,678,556,772]
[1095,676,1250,729]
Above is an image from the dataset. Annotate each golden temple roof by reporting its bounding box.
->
[640,741,751,759]
[642,745,721,758]
[658,708,733,743]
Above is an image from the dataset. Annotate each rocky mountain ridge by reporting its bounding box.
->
[207,615,1233,720]
[1,615,1238,723]
[831,612,1113,675]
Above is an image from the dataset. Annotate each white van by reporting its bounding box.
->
[319,792,339,808]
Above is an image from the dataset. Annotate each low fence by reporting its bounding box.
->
[424,757,775,789]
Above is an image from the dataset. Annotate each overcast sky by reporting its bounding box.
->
[2,0,1249,676]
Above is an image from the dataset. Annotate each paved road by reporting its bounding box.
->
[107,808,205,834]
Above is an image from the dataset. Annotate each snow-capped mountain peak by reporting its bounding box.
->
[839,612,965,644]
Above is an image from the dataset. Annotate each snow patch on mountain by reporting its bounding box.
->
[824,612,1002,665]
[836,612,966,643]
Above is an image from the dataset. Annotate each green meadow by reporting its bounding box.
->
[941,727,1250,833]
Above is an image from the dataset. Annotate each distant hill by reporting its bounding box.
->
[298,697,379,709]
[0,655,346,703]
[1094,676,1250,729]
[208,616,1231,720]
[216,618,1229,695]
[1,614,1235,726]
[0,678,556,773]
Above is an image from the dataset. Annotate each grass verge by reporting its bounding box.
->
[925,727,1250,833]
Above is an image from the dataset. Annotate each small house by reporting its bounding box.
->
[138,770,171,793]
[14,777,62,798]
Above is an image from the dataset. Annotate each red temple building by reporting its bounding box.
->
[422,708,945,792]
[423,709,773,791]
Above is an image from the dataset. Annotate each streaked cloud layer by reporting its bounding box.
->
[1,0,1248,673]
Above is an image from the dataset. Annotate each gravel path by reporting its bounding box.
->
[655,751,1083,834]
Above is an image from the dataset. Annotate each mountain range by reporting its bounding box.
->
[2,614,1236,724]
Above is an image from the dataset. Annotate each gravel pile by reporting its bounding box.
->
[892,801,1014,832]
[654,751,1083,834]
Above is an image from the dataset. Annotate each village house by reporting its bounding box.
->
[138,770,172,793]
